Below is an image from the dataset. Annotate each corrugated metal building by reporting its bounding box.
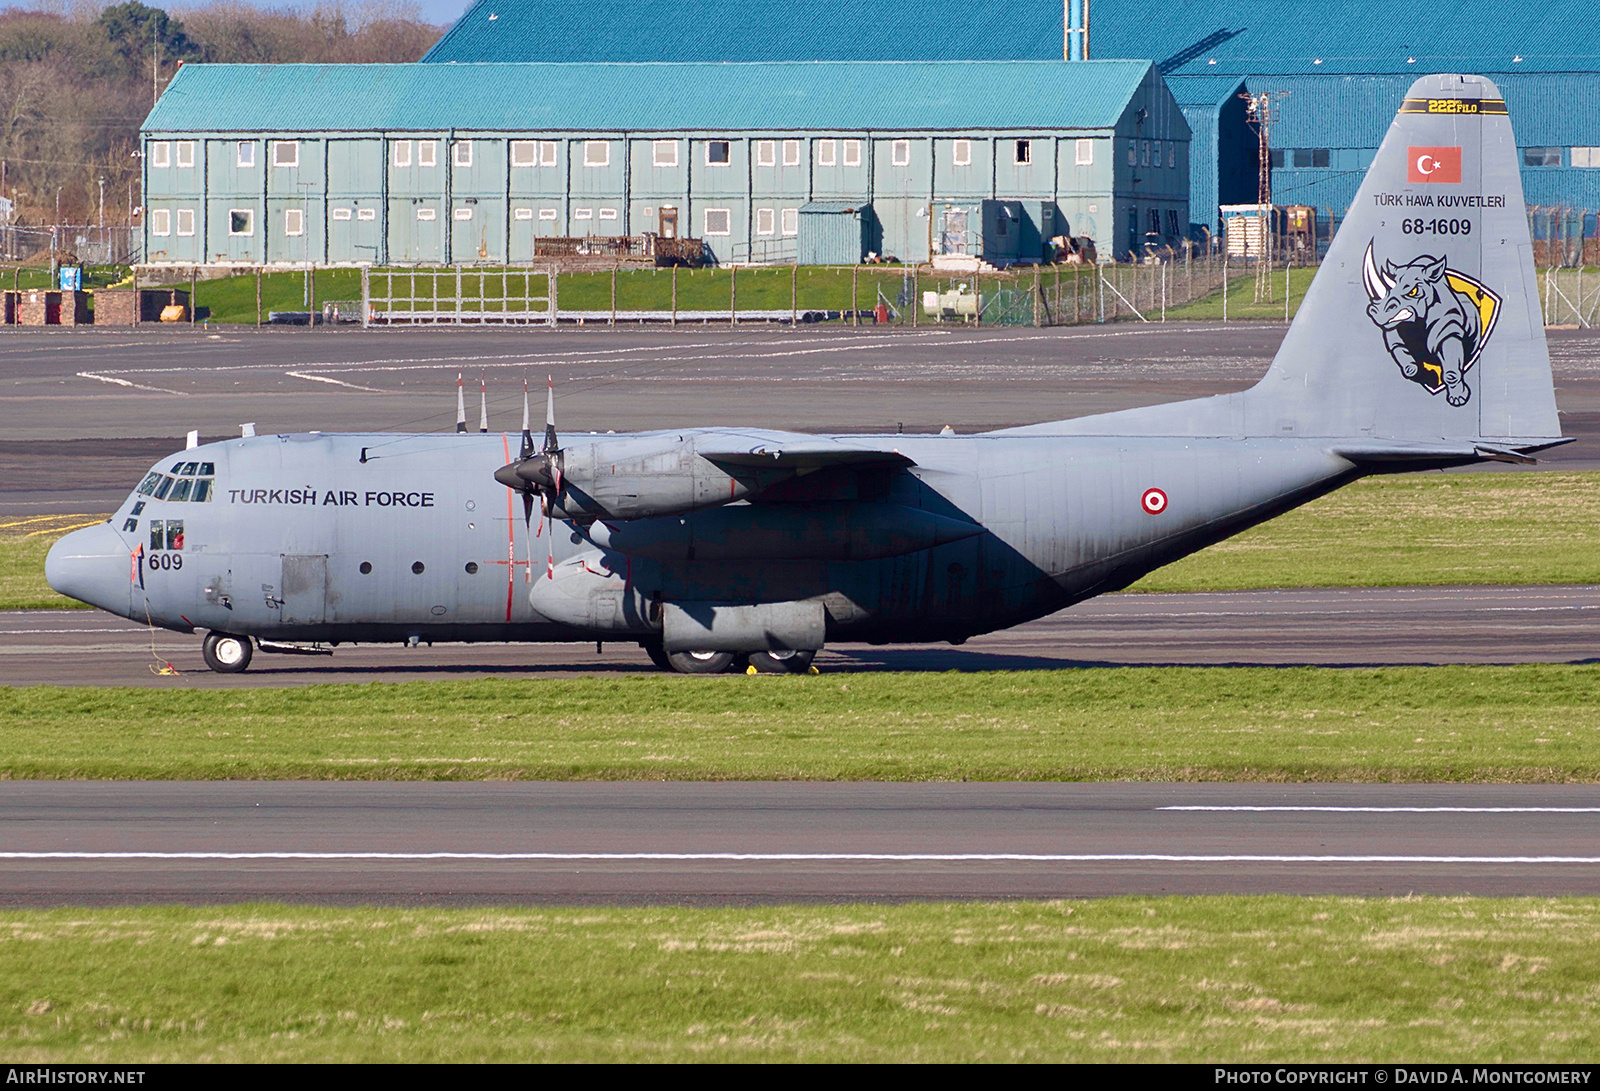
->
[140,60,1189,266]
[419,0,1600,233]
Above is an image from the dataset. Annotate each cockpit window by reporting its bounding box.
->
[144,462,216,503]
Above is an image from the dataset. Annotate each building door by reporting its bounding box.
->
[940,208,969,254]
[659,207,678,239]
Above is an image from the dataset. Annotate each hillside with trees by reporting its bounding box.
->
[0,2,442,227]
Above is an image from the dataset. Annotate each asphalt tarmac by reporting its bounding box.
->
[4,584,1596,686]
[3,324,1597,516]
[3,781,1597,905]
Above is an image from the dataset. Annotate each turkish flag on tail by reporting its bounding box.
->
[1408,146,1462,183]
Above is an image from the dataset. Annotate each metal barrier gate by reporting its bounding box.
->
[361,266,555,326]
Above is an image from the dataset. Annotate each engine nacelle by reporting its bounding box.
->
[583,502,983,562]
[545,434,791,524]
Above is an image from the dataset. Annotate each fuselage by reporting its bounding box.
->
[47,426,1360,647]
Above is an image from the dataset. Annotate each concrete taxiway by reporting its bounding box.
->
[3,782,1597,905]
[3,584,1596,686]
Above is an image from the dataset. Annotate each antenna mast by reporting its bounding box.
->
[1241,90,1289,303]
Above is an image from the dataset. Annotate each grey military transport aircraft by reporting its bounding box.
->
[47,74,1566,674]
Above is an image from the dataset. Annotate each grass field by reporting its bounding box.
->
[2,897,1597,1062]
[1164,268,1315,323]
[8,473,1598,611]
[2,665,1597,781]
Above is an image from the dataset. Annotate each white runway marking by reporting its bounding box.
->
[1164,799,1600,806]
[4,852,1599,864]
[284,371,385,392]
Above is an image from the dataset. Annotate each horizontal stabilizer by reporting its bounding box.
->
[1332,436,1571,466]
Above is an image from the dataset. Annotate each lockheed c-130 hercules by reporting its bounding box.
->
[48,74,1567,674]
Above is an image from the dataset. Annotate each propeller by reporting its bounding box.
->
[478,374,489,434]
[455,372,467,433]
[495,375,564,579]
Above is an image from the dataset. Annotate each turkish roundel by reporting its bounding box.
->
[1408,146,1461,183]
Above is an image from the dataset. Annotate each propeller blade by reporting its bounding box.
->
[455,372,467,434]
[543,374,558,453]
[521,490,535,528]
[519,376,533,459]
[478,374,489,434]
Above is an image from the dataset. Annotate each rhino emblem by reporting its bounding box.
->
[1362,241,1501,407]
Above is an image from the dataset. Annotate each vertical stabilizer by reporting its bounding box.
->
[1247,74,1560,443]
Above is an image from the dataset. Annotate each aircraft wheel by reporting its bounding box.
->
[202,631,253,674]
[746,649,817,674]
[640,640,673,672]
[665,649,737,674]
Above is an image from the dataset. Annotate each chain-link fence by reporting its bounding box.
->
[0,225,141,266]
[1527,207,1599,268]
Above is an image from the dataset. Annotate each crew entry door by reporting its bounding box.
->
[280,554,328,626]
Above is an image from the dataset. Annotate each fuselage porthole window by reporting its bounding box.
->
[464,562,478,574]
[359,562,373,575]
[412,561,425,575]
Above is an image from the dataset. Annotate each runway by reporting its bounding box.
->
[3,781,1597,905]
[2,584,1595,685]
[3,324,1597,516]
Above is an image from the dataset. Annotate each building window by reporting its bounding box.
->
[237,142,255,168]
[229,209,253,236]
[176,141,195,168]
[1168,143,1177,168]
[1268,148,1284,168]
[1574,148,1600,168]
[1075,138,1094,166]
[653,140,678,167]
[584,141,609,167]
[1141,141,1151,166]
[538,208,557,221]
[150,209,170,236]
[756,140,775,167]
[706,140,731,166]
[392,140,412,168]
[176,209,194,236]
[285,208,304,236]
[1166,209,1181,236]
[151,141,170,168]
[1524,147,1561,167]
[783,139,801,166]
[514,207,534,220]
[781,208,798,236]
[599,208,618,220]
[817,140,836,167]
[891,140,910,167]
[704,208,731,235]
[331,208,352,221]
[511,140,537,167]
[573,207,593,220]
[453,207,472,220]
[756,208,774,235]
[1292,148,1330,168]
[1015,139,1031,165]
[1148,209,1161,235]
[417,207,436,221]
[357,208,376,221]
[1127,141,1137,166]
[953,139,971,166]
[418,141,437,167]
[272,140,298,168]
[540,141,557,166]
[453,140,472,168]
[843,140,861,167]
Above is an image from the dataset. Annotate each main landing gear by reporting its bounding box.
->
[202,631,253,673]
[640,641,817,675]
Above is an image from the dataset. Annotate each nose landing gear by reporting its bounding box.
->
[202,631,253,673]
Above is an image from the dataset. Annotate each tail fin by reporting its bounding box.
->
[1249,73,1561,446]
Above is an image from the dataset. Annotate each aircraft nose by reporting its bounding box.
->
[45,522,134,616]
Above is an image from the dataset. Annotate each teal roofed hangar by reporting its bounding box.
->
[140,60,1190,267]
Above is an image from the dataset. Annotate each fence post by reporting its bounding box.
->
[189,266,196,326]
[256,267,263,328]
[910,268,917,328]
[851,264,858,326]
[730,264,737,327]
[360,267,368,329]
[671,265,677,327]
[1033,266,1041,327]
[610,264,617,326]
